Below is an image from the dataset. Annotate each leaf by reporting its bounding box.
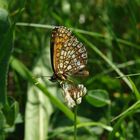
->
[3,97,19,126]
[86,89,110,107]
[25,46,54,140]
[128,77,140,100]
[0,111,5,140]
[0,2,12,106]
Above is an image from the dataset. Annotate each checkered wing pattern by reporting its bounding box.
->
[51,26,88,79]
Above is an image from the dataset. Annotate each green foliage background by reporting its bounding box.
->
[1,0,140,140]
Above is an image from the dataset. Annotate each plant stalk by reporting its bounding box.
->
[74,105,77,140]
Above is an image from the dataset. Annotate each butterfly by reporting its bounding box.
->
[50,26,89,83]
[49,26,88,107]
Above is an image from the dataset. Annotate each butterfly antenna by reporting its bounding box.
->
[33,75,51,79]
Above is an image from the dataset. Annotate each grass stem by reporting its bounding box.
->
[74,105,77,140]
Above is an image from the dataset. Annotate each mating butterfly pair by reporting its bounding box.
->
[50,26,88,107]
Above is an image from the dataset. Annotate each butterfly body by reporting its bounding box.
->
[50,26,88,83]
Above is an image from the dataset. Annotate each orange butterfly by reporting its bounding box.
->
[50,26,89,82]
[50,26,88,107]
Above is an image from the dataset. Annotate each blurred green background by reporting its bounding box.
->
[1,0,140,140]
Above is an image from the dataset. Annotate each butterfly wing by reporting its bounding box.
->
[50,26,72,75]
[58,36,88,75]
[50,26,88,80]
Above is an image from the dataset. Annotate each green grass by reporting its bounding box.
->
[1,0,140,140]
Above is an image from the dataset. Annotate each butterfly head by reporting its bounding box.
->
[49,73,67,82]
[49,74,57,82]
